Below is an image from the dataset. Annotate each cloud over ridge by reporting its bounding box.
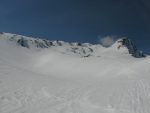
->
[99,36,116,47]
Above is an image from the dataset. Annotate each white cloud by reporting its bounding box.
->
[99,36,116,47]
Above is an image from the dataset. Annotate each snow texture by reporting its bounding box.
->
[0,32,149,113]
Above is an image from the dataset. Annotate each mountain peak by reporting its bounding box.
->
[117,38,146,58]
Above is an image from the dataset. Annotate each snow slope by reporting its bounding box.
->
[0,33,150,113]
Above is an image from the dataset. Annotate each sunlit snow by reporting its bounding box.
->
[0,33,150,113]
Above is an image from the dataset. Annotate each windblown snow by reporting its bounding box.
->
[0,32,150,113]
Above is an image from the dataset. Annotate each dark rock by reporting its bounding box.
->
[17,38,29,48]
[88,48,93,52]
[118,38,146,58]
[56,40,62,46]
[77,43,82,46]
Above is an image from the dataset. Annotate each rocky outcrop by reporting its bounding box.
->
[118,38,146,58]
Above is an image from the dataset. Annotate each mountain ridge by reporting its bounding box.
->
[0,32,146,58]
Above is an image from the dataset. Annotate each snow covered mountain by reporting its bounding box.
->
[0,32,145,58]
[0,32,150,113]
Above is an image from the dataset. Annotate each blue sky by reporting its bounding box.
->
[0,0,149,53]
